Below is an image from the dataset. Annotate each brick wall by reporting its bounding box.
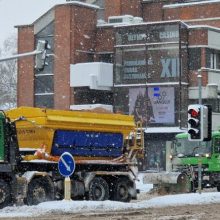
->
[54,5,71,110]
[121,0,142,18]
[188,29,208,46]
[188,29,208,87]
[17,26,34,107]
[54,4,97,109]
[105,0,121,21]
[142,1,165,22]
[105,0,142,21]
[164,2,220,21]
[71,6,97,63]
[95,27,115,53]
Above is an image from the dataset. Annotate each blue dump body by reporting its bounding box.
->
[51,130,124,157]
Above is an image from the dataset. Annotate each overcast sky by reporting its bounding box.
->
[0,0,66,47]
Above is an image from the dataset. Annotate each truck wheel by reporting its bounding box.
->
[176,173,192,193]
[26,177,54,205]
[0,180,11,209]
[217,184,220,192]
[88,177,109,201]
[111,177,131,202]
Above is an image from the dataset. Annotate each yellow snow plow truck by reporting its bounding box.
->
[0,107,143,208]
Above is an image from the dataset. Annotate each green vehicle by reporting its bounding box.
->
[170,131,220,192]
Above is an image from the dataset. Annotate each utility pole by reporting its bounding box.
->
[197,72,202,194]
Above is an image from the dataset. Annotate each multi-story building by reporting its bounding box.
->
[16,0,220,170]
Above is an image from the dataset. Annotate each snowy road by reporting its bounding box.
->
[0,173,220,219]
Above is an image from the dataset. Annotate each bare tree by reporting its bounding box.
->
[0,34,17,109]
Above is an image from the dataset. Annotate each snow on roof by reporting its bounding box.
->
[98,19,186,28]
[64,1,100,9]
[15,1,99,27]
[114,82,189,88]
[185,24,220,32]
[144,127,186,133]
[163,0,220,9]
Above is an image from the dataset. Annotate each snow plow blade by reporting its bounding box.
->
[143,172,192,194]
[143,172,181,184]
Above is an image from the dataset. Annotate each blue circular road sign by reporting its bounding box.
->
[58,152,75,177]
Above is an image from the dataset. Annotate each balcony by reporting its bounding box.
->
[70,62,113,91]
[189,68,220,99]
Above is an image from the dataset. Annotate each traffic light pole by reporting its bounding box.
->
[197,73,202,194]
[198,74,202,105]
[0,50,42,62]
[0,40,49,72]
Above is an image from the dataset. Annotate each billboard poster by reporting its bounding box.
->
[129,87,148,127]
[147,87,175,124]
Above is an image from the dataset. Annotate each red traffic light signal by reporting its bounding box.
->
[188,104,212,141]
[188,109,199,118]
[188,104,203,141]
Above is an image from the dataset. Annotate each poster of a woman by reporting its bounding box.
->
[129,88,155,127]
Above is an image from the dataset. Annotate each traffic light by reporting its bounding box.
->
[203,105,212,141]
[188,104,203,141]
[35,40,49,71]
[188,104,212,141]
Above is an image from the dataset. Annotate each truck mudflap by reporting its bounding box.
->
[14,176,28,205]
[143,172,192,194]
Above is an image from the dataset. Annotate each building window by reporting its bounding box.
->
[35,75,54,94]
[34,21,54,108]
[98,53,113,63]
[35,94,54,108]
[210,51,220,70]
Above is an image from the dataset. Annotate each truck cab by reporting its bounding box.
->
[171,131,220,191]
[0,111,22,208]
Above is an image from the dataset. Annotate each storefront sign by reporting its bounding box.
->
[123,59,146,80]
[128,33,147,42]
[117,23,180,44]
[161,58,179,78]
[159,31,179,40]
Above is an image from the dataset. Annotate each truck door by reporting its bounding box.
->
[209,136,220,171]
[0,116,4,162]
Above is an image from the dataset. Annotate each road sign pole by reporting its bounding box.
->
[58,152,75,201]
[64,177,71,200]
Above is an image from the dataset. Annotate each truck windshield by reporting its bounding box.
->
[174,138,211,157]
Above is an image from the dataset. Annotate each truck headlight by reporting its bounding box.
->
[205,153,210,158]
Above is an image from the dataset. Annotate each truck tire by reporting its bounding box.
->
[0,180,11,209]
[26,177,54,205]
[177,173,192,193]
[217,184,220,192]
[88,177,109,201]
[111,177,131,202]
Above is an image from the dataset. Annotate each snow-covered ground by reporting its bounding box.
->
[1,173,220,218]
